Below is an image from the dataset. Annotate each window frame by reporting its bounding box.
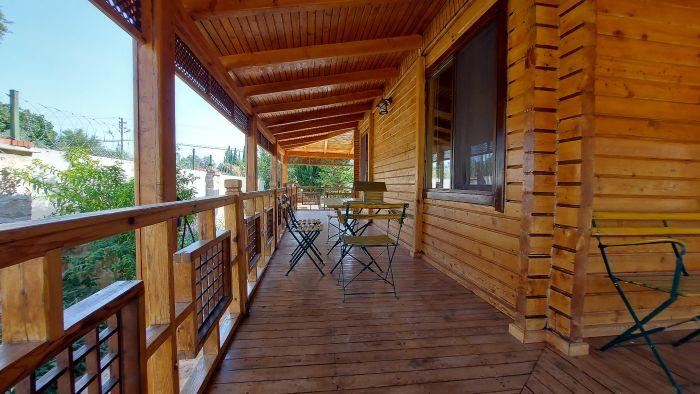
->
[360,131,369,182]
[423,0,507,212]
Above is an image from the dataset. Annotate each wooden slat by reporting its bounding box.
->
[241,68,399,97]
[275,122,358,141]
[254,90,383,114]
[269,114,365,134]
[594,212,700,221]
[187,0,414,19]
[279,129,354,148]
[263,104,372,127]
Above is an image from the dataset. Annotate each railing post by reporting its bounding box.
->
[119,293,147,393]
[225,179,247,316]
[0,249,63,344]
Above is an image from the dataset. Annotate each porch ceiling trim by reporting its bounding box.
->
[275,122,359,141]
[220,35,422,69]
[188,0,414,19]
[279,129,353,148]
[263,104,372,127]
[269,114,365,134]
[254,89,383,115]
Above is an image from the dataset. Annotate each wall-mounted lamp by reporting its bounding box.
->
[377,97,392,115]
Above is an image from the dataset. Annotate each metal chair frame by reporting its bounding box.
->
[279,197,324,276]
[593,214,700,393]
[335,202,408,301]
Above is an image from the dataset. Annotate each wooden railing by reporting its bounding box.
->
[296,185,352,208]
[0,180,299,393]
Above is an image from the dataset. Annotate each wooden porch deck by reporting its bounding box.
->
[207,211,700,393]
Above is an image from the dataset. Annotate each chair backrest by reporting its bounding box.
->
[353,181,386,203]
[591,212,700,238]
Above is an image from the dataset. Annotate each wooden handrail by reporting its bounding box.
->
[0,180,290,392]
[0,280,145,392]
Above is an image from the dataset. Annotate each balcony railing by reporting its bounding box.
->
[0,182,298,392]
[295,185,353,209]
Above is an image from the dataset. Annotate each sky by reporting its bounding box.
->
[0,1,245,162]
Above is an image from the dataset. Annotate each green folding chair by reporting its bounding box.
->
[336,201,408,301]
[592,212,700,393]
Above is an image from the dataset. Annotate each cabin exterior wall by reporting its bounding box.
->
[364,0,700,353]
[581,0,700,338]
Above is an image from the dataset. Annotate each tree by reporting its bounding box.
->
[16,148,197,306]
[288,165,322,187]
[319,165,353,187]
[0,103,59,146]
[257,147,272,190]
[57,129,103,155]
[0,7,10,43]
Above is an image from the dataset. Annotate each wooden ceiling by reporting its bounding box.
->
[182,0,445,152]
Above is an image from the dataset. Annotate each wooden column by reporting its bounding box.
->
[367,112,375,181]
[246,118,258,192]
[225,179,248,316]
[353,127,360,182]
[281,154,288,184]
[412,56,426,258]
[270,144,278,188]
[134,0,178,390]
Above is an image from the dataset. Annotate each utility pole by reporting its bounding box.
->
[118,117,126,159]
[9,89,19,139]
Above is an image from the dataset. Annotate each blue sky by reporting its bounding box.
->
[0,1,245,161]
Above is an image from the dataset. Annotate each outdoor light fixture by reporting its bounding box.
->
[377,98,392,115]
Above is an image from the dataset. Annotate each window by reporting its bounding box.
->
[425,2,506,211]
[360,132,369,181]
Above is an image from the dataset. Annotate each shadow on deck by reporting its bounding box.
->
[207,211,700,393]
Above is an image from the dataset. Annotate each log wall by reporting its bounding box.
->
[582,0,700,338]
[363,0,700,350]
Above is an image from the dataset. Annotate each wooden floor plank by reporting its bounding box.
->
[206,210,700,393]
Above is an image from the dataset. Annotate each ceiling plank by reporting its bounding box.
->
[280,129,353,148]
[276,122,358,141]
[189,0,412,19]
[263,104,372,127]
[269,114,365,134]
[285,151,354,160]
[254,89,382,114]
[240,68,398,97]
[221,35,422,69]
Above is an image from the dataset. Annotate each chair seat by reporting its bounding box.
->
[617,274,700,297]
[341,234,394,246]
[292,223,323,232]
[297,219,322,225]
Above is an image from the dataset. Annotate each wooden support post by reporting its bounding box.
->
[197,209,216,240]
[246,118,258,192]
[225,179,247,316]
[367,112,375,181]
[281,154,288,184]
[412,56,426,258]
[134,0,178,389]
[0,250,63,343]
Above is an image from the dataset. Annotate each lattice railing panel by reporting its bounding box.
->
[175,36,250,133]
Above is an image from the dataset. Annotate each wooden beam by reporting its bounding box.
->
[276,122,358,141]
[286,151,354,160]
[241,68,398,97]
[264,104,372,127]
[412,56,426,258]
[254,89,382,114]
[187,0,412,19]
[246,118,259,191]
[221,35,422,68]
[279,129,352,148]
[269,113,365,134]
[135,0,179,391]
